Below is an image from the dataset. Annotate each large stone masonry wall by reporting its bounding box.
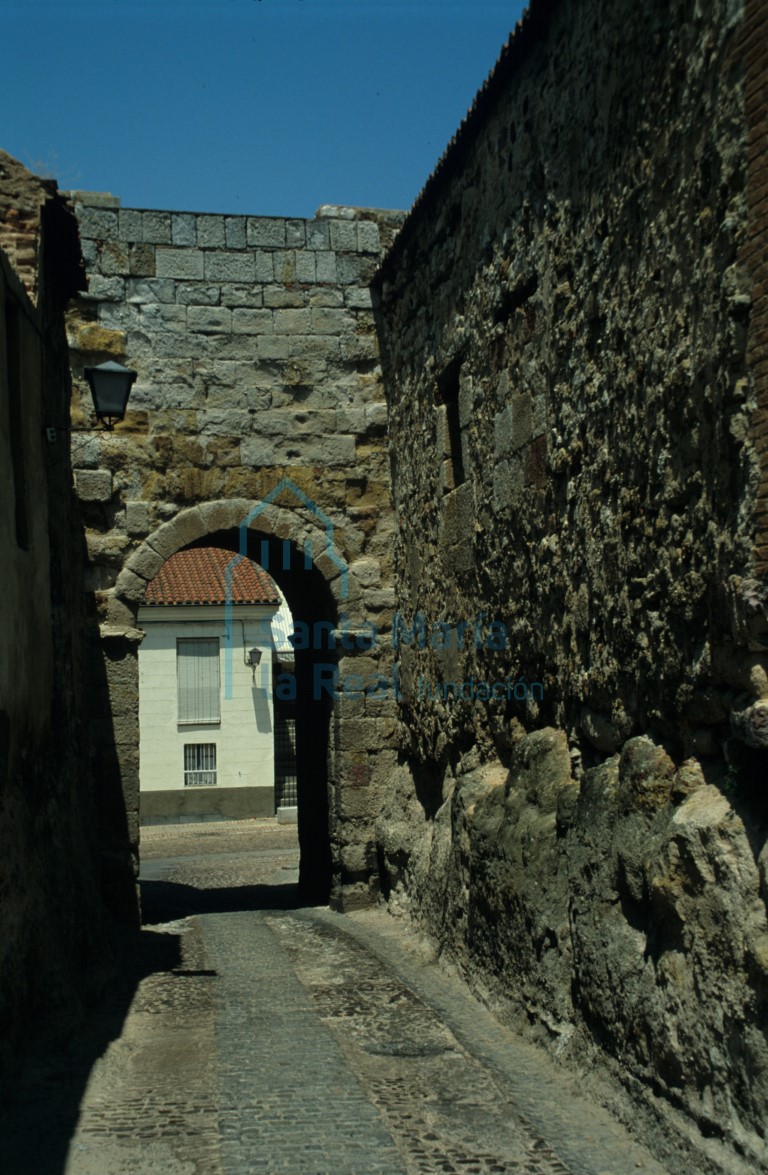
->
[68,197,404,909]
[374,0,768,1169]
[1,159,110,1081]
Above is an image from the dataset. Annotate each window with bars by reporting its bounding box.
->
[184,743,217,787]
[177,637,220,725]
[274,709,297,809]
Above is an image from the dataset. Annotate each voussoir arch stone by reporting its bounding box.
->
[113,498,352,618]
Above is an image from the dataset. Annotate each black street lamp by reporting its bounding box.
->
[84,360,137,430]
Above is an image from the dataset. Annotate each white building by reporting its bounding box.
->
[137,546,293,824]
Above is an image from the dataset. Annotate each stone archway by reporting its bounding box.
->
[98,494,395,918]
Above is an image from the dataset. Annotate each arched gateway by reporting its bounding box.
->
[97,494,396,915]
[68,198,403,922]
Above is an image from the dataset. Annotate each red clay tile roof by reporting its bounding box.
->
[145,547,279,606]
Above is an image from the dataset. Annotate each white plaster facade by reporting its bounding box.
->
[137,602,279,822]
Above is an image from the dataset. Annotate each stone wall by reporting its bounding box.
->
[67,197,405,907]
[374,0,768,1168]
[0,162,109,1080]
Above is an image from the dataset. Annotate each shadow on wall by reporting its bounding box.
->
[83,614,141,926]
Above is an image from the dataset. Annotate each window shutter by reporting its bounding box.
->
[177,638,221,724]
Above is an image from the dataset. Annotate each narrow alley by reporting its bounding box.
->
[2,822,673,1175]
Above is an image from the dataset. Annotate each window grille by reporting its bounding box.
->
[177,637,220,724]
[275,711,297,808]
[184,743,217,787]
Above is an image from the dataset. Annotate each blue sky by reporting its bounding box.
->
[1,0,527,218]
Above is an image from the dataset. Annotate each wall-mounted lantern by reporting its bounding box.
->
[84,360,137,430]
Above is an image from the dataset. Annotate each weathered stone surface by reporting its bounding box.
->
[76,205,118,239]
[246,217,286,248]
[731,697,768,748]
[171,213,196,246]
[187,305,232,333]
[71,323,126,356]
[196,215,225,248]
[69,195,407,914]
[155,248,204,279]
[124,544,166,581]
[123,500,151,538]
[142,211,172,244]
[75,469,113,501]
[126,277,176,304]
[82,275,125,302]
[204,251,255,282]
[118,208,143,242]
[372,0,768,1167]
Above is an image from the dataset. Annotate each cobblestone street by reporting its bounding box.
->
[1,822,673,1175]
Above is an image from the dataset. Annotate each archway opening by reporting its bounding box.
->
[181,527,337,903]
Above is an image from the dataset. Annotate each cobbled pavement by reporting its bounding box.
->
[0,821,675,1175]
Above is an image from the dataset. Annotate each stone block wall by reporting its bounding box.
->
[0,160,110,1081]
[67,196,405,907]
[374,0,768,1167]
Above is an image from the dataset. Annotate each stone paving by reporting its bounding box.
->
[0,821,676,1174]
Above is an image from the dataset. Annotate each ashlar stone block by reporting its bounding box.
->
[204,252,255,282]
[295,252,317,283]
[142,211,172,244]
[169,506,208,545]
[139,303,187,330]
[306,219,331,249]
[311,307,352,335]
[126,278,176,304]
[187,306,232,333]
[124,544,165,580]
[145,521,186,560]
[100,241,130,276]
[273,308,311,335]
[315,252,338,283]
[346,287,373,309]
[232,308,274,334]
[241,436,281,465]
[247,217,287,247]
[255,252,275,282]
[286,219,306,247]
[75,469,113,501]
[156,248,205,279]
[125,501,152,536]
[197,215,226,248]
[118,209,144,242]
[225,217,246,249]
[77,206,118,240]
[329,220,358,252]
[356,221,381,253]
[198,498,253,532]
[171,213,197,246]
[219,284,263,308]
[83,275,125,302]
[175,283,221,306]
[129,243,156,277]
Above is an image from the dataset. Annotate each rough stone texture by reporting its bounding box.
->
[0,174,112,1088]
[374,0,768,1169]
[68,195,405,907]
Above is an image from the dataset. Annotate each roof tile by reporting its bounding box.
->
[145,547,279,606]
